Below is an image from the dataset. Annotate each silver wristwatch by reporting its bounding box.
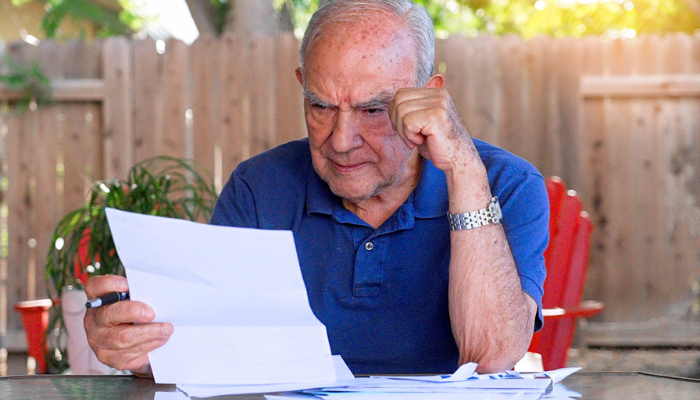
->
[447,196,502,231]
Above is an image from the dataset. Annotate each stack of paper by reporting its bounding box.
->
[265,365,581,400]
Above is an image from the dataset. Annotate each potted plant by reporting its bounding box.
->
[44,156,218,373]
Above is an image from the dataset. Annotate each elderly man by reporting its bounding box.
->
[85,0,548,375]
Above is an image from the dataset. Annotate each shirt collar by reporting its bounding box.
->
[306,157,448,220]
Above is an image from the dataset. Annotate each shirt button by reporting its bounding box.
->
[364,242,374,251]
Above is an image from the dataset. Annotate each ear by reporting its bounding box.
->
[424,74,445,89]
[295,67,304,86]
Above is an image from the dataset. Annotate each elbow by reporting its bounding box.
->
[469,345,528,373]
[459,331,533,373]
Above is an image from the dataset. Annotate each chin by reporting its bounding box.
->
[327,181,375,203]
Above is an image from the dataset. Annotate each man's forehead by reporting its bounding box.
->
[302,18,417,104]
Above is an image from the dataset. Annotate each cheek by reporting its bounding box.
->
[305,113,333,147]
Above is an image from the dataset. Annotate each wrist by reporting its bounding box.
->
[445,167,492,214]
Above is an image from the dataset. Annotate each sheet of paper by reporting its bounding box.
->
[269,393,544,400]
[105,208,336,385]
[379,363,477,382]
[178,355,355,397]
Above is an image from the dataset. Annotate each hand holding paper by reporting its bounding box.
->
[105,208,337,385]
[83,274,173,372]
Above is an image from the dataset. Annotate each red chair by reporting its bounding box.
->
[528,176,604,370]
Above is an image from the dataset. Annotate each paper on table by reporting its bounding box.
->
[271,364,579,399]
[105,208,336,385]
[269,393,545,400]
[378,362,477,382]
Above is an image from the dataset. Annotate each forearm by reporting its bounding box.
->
[446,163,536,373]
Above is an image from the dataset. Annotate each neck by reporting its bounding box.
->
[343,154,422,229]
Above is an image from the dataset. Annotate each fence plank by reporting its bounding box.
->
[219,34,251,179]
[603,38,641,320]
[30,41,63,301]
[62,105,90,212]
[133,38,162,162]
[6,111,31,328]
[102,38,133,180]
[660,34,698,311]
[441,35,470,130]
[274,32,305,147]
[161,40,189,159]
[553,37,583,187]
[525,36,552,176]
[190,34,221,182]
[61,39,102,79]
[249,35,276,157]
[498,35,526,159]
[32,107,58,300]
[470,35,501,144]
[0,98,7,351]
[579,35,606,311]
[632,35,667,318]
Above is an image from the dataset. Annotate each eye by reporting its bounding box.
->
[312,103,329,110]
[365,108,386,115]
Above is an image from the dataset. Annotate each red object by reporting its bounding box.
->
[528,176,604,370]
[74,228,94,285]
[14,299,53,373]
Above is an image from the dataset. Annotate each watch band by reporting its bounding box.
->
[447,196,502,231]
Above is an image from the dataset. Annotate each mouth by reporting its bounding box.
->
[332,161,367,174]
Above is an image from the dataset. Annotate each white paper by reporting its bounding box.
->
[178,355,355,397]
[378,362,477,382]
[543,367,581,384]
[105,209,336,385]
[272,394,543,400]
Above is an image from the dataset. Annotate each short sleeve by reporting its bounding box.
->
[209,169,259,229]
[497,172,549,332]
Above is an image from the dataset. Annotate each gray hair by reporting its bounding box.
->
[299,0,435,87]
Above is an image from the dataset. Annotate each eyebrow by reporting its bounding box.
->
[354,91,395,109]
[303,89,332,108]
[303,89,395,110]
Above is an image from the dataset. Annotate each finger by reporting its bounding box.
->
[89,321,172,351]
[391,94,451,148]
[393,87,446,106]
[85,275,129,298]
[89,300,157,329]
[94,335,170,371]
[389,99,418,149]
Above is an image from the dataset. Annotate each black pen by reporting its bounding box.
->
[85,292,130,308]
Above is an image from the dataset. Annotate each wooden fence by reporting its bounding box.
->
[0,33,699,348]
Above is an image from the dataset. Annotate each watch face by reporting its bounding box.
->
[490,196,502,222]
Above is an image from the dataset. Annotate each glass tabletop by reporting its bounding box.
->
[1,372,699,399]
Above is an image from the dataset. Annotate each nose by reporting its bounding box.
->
[330,111,363,153]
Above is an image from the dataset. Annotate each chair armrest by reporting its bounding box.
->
[542,300,604,320]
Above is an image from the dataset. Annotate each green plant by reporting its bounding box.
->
[0,55,54,113]
[44,156,218,373]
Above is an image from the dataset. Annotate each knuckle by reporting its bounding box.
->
[116,327,135,347]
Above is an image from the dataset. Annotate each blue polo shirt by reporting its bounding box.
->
[210,138,548,374]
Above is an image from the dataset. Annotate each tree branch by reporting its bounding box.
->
[184,0,218,35]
